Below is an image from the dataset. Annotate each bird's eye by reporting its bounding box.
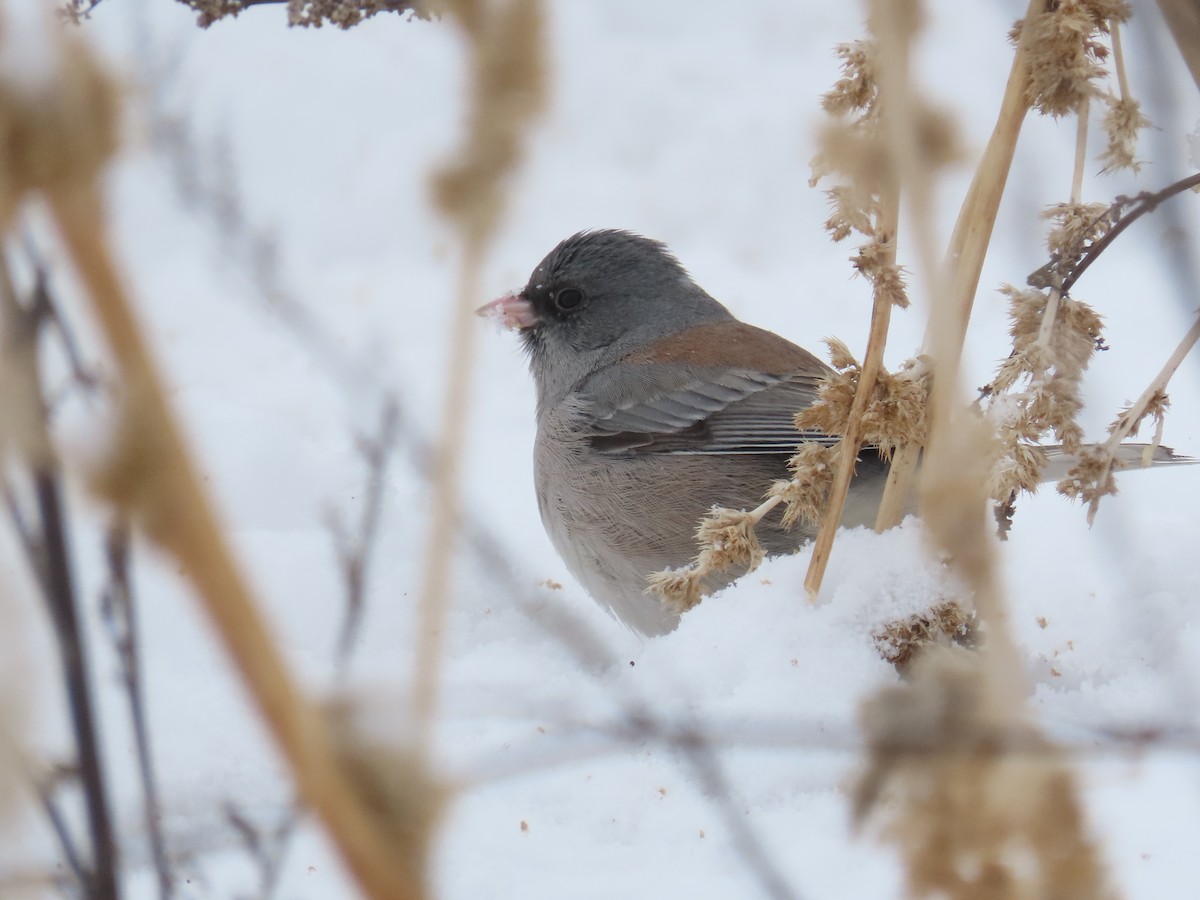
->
[554,288,583,311]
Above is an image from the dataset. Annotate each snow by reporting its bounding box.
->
[3,0,1200,898]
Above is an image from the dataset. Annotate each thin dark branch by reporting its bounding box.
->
[101,523,174,899]
[674,726,801,900]
[27,263,103,402]
[0,253,120,898]
[3,483,41,567]
[33,471,121,900]
[1028,172,1200,294]
[34,768,89,894]
[329,398,399,675]
[223,803,300,900]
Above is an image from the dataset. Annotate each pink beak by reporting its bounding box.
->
[476,291,539,330]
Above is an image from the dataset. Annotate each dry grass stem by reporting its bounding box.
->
[1059,311,1200,522]
[802,0,917,601]
[1072,97,1089,203]
[878,0,1043,523]
[648,498,781,614]
[891,8,1116,886]
[10,35,420,896]
[53,191,420,900]
[1015,0,1129,118]
[412,0,545,745]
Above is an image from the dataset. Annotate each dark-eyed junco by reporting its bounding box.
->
[480,229,1190,636]
[479,229,888,635]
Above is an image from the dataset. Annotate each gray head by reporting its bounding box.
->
[515,230,732,405]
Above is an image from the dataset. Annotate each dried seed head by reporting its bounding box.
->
[1041,202,1113,267]
[1098,94,1150,173]
[773,443,840,529]
[694,507,765,574]
[873,599,977,673]
[822,41,880,117]
[856,646,1113,897]
[795,345,930,459]
[1015,0,1123,117]
[852,238,911,309]
[646,568,704,616]
[1057,446,1118,522]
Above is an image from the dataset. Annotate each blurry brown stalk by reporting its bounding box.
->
[413,0,545,743]
[802,0,907,600]
[46,183,419,898]
[875,0,1042,528]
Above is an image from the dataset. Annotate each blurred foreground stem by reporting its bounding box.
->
[46,183,421,900]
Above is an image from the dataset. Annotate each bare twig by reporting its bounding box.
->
[0,255,120,900]
[48,169,418,900]
[803,0,910,599]
[224,803,300,900]
[32,470,121,899]
[1056,173,1200,294]
[23,241,103,403]
[33,768,88,894]
[1071,97,1089,205]
[328,398,399,676]
[101,522,174,899]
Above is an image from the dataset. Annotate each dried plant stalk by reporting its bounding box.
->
[647,497,780,615]
[877,0,1041,524]
[802,290,895,600]
[802,0,913,600]
[14,36,422,887]
[856,648,1114,899]
[851,4,1112,888]
[48,183,422,900]
[1059,311,1200,522]
[412,0,545,742]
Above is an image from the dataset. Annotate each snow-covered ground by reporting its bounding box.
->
[3,1,1200,897]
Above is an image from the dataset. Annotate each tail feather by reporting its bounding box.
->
[1040,443,1196,484]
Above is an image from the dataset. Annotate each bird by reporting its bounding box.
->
[479,229,1190,636]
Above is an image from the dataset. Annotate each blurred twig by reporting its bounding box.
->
[1040,172,1200,295]
[327,398,399,676]
[101,521,174,899]
[413,0,546,745]
[0,253,121,900]
[223,804,299,900]
[46,135,419,900]
[32,767,87,894]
